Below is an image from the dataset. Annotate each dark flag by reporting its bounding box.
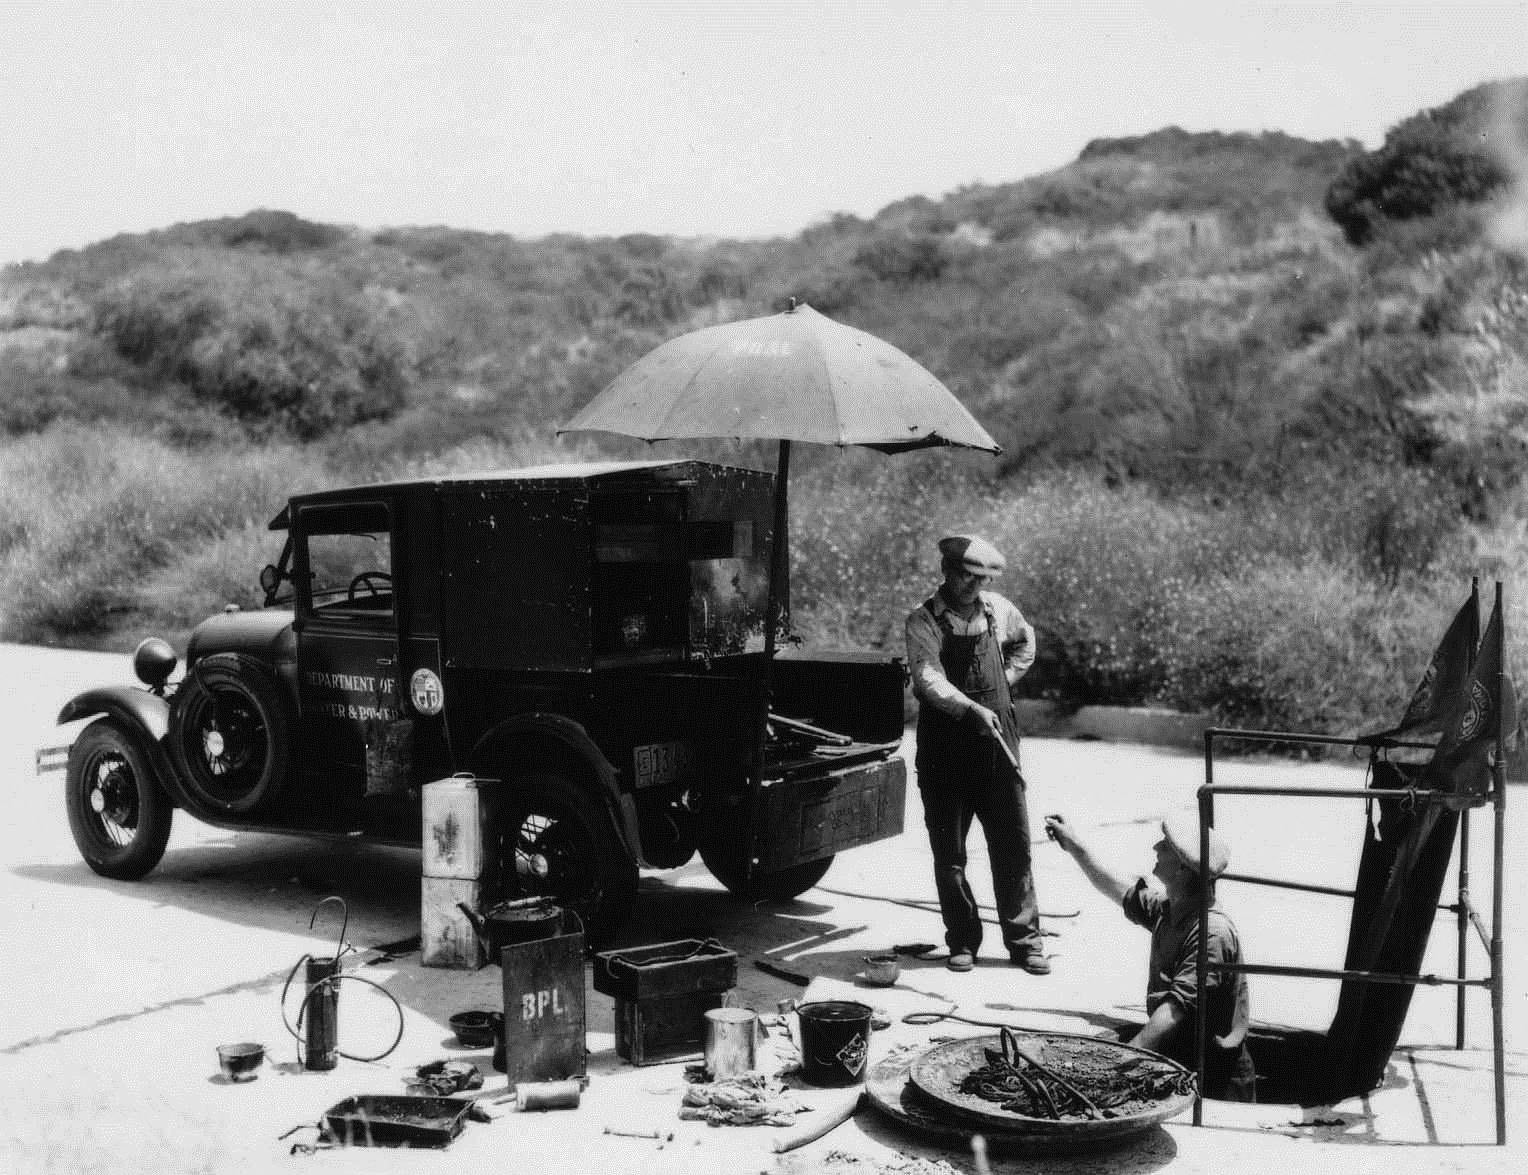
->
[1421,591,1515,802]
[1365,588,1479,743]
[1322,586,1515,1103]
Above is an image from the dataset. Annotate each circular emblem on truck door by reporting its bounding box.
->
[409,668,445,716]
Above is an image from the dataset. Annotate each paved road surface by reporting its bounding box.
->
[1,643,1522,1174]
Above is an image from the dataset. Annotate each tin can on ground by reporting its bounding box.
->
[703,1006,758,1079]
[514,1079,582,1111]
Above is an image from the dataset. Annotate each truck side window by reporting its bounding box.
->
[297,502,395,623]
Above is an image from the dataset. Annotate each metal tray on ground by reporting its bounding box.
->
[903,1032,1194,1150]
[319,1094,473,1148]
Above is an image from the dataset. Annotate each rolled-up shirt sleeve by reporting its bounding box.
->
[906,606,972,718]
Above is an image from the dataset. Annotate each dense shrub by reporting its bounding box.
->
[152,210,349,253]
[852,234,949,284]
[1325,81,1524,246]
[0,424,319,646]
[90,267,410,438]
[791,466,1504,736]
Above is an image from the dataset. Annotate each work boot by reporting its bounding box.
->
[946,951,975,972]
[1010,948,1051,975]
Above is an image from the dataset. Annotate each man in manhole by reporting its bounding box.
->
[1044,812,1257,1100]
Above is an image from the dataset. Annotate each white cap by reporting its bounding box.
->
[938,534,1005,575]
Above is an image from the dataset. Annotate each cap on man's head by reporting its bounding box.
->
[1160,812,1230,879]
[938,534,1006,576]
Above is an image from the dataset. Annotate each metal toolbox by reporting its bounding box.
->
[592,939,738,1001]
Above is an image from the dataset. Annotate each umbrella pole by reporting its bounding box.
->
[745,440,790,883]
[764,440,789,662]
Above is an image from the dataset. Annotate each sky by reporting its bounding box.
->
[2,1,1526,266]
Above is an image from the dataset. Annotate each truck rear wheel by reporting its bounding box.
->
[65,718,174,880]
[495,772,636,946]
[167,653,290,815]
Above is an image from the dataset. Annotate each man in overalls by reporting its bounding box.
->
[905,534,1047,974]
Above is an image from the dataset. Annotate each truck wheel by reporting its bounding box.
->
[65,718,174,880]
[495,772,636,946]
[168,653,290,815]
[699,837,836,902]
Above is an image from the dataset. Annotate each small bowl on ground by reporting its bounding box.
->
[217,1042,265,1082]
[863,953,902,986]
[449,1010,498,1049]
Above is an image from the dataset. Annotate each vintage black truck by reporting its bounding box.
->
[53,460,906,939]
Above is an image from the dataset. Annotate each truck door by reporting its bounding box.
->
[291,500,406,800]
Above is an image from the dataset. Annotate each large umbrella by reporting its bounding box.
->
[560,301,1000,881]
[560,301,1001,656]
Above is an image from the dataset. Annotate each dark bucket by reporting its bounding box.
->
[797,1000,872,1086]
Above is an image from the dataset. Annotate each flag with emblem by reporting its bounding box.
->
[1421,590,1515,801]
[1366,587,1479,743]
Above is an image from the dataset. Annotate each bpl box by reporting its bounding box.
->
[500,913,586,1084]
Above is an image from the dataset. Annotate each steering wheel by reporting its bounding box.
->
[347,571,393,601]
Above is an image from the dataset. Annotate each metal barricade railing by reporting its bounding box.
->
[1192,726,1506,1145]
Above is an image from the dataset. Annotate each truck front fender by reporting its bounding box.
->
[58,686,170,741]
[54,686,185,807]
[468,713,642,866]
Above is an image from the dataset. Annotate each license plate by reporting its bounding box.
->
[633,740,693,788]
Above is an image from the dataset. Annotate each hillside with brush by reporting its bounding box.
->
[3,78,1527,738]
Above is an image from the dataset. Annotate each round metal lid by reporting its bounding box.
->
[906,1031,1195,1144]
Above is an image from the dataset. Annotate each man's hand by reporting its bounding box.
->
[1044,814,1079,854]
[965,702,1003,740]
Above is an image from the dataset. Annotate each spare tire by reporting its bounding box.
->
[168,652,291,815]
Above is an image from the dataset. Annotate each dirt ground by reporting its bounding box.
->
[1,642,1523,1175]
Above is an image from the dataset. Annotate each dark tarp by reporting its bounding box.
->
[1312,594,1511,1103]
[1314,758,1460,1104]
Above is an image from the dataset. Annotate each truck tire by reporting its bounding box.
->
[494,772,637,946]
[65,718,174,880]
[168,653,291,815]
[699,836,836,902]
